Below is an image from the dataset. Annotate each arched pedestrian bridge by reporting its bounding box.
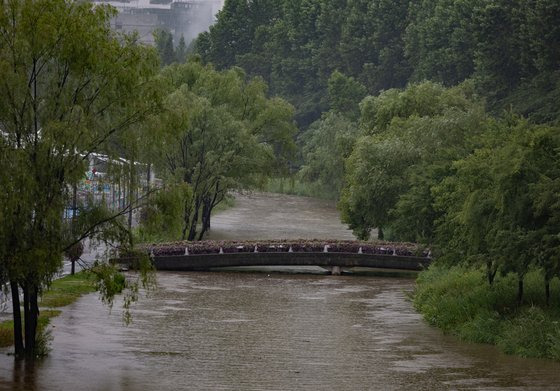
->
[122,240,432,274]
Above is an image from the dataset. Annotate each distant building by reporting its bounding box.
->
[94,0,223,45]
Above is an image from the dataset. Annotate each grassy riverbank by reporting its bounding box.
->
[414,265,560,360]
[264,177,338,200]
[0,272,95,348]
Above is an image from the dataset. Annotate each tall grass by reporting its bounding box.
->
[264,177,338,200]
[414,265,560,360]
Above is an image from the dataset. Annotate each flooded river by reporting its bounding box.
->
[1,193,560,390]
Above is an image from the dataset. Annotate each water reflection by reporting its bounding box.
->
[2,272,560,390]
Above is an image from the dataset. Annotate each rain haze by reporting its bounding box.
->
[94,0,224,45]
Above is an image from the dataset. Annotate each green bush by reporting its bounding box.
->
[497,306,560,359]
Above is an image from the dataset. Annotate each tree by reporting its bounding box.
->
[404,0,481,86]
[196,0,252,69]
[299,111,359,197]
[340,81,484,240]
[154,62,296,241]
[473,0,529,104]
[154,29,175,66]
[0,0,160,359]
[340,135,419,239]
[175,35,187,64]
[327,70,367,120]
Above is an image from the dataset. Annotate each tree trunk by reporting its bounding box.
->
[486,261,496,285]
[181,195,194,240]
[72,184,77,220]
[517,277,524,305]
[146,163,151,195]
[71,260,75,275]
[187,202,199,241]
[198,196,212,240]
[545,278,550,306]
[377,227,384,240]
[128,161,134,244]
[22,282,40,359]
[118,180,122,209]
[10,280,24,358]
[71,184,77,275]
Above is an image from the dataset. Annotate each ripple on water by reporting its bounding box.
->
[2,272,560,390]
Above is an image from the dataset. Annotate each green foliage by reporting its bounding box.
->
[359,81,477,133]
[340,134,419,239]
[195,0,375,125]
[175,36,187,64]
[0,320,13,348]
[340,81,484,240]
[299,111,359,196]
[154,30,190,66]
[92,253,155,325]
[154,29,176,66]
[405,0,481,86]
[137,183,192,242]
[194,0,560,128]
[327,71,367,120]
[433,118,560,287]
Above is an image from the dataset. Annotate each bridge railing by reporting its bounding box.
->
[129,239,432,259]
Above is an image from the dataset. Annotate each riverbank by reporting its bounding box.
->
[0,272,95,349]
[264,177,338,200]
[414,265,560,361]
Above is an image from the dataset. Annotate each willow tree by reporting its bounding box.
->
[154,62,296,241]
[339,81,484,240]
[434,118,560,302]
[0,0,159,359]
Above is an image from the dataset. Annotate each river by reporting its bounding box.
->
[1,192,560,390]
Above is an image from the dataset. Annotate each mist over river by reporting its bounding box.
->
[1,193,560,390]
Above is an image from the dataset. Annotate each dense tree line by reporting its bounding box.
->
[194,0,560,305]
[194,0,560,126]
[338,81,560,304]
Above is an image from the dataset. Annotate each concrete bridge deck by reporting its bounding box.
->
[122,251,431,273]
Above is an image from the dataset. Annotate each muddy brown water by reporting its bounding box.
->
[1,192,560,390]
[205,192,357,241]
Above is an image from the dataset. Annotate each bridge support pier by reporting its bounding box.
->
[331,266,341,276]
